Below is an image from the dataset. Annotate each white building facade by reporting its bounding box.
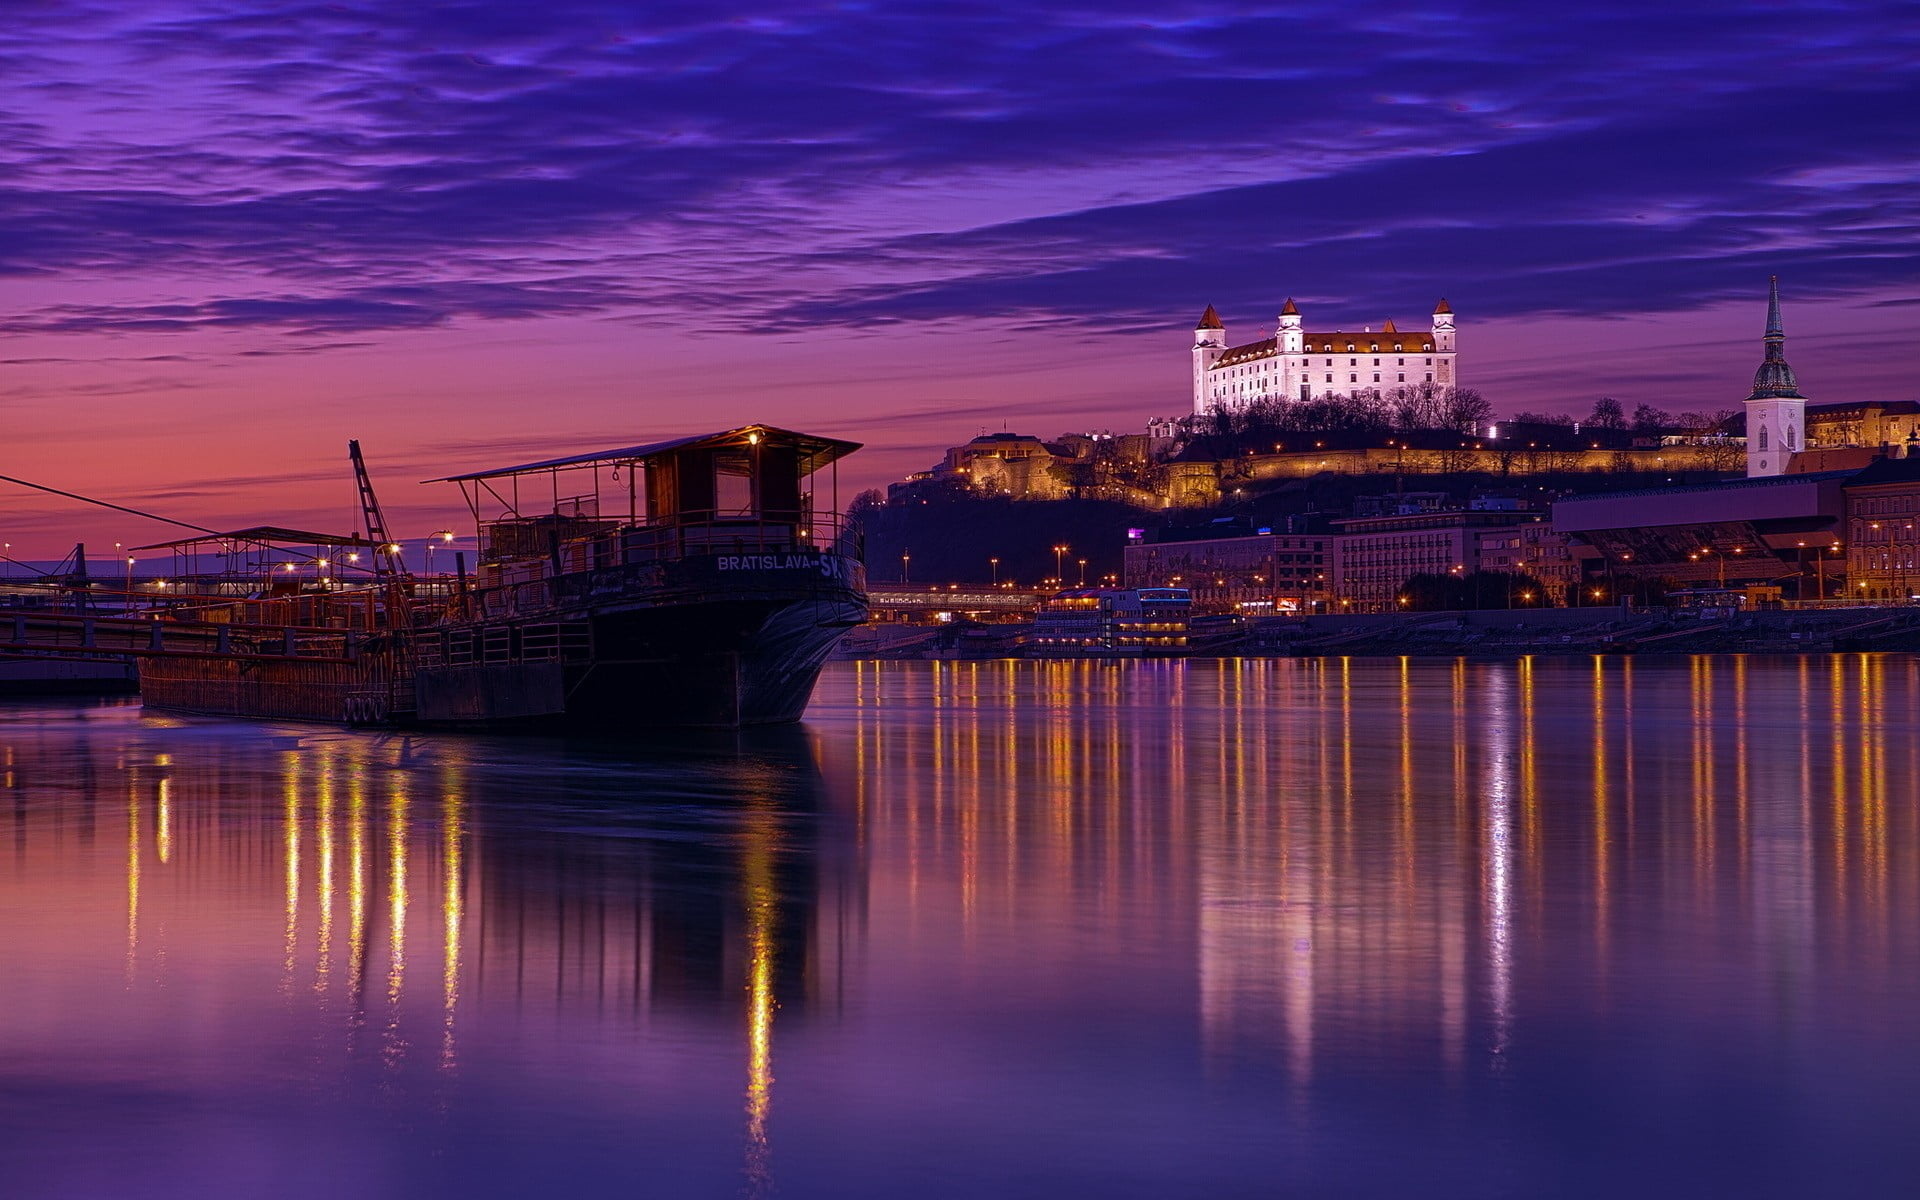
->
[1192,299,1458,416]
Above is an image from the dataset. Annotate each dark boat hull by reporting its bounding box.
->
[138,552,867,729]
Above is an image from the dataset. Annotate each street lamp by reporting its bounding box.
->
[1053,544,1069,582]
[426,529,456,576]
[989,557,1000,587]
[1077,558,1088,587]
[901,550,911,583]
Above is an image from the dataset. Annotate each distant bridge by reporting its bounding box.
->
[867,583,1042,620]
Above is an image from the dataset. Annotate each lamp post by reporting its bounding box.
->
[1053,544,1069,583]
[426,529,455,577]
[989,557,1000,587]
[901,550,911,584]
[1077,558,1088,588]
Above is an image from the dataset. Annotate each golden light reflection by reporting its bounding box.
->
[1690,658,1717,886]
[155,777,172,866]
[441,779,465,1072]
[348,770,369,1035]
[315,761,336,996]
[1591,658,1610,959]
[385,772,410,1067]
[742,795,781,1198]
[282,754,301,991]
[125,776,140,985]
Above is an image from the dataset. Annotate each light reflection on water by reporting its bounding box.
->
[2,655,1919,1198]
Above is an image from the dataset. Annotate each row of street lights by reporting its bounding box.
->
[901,546,1090,588]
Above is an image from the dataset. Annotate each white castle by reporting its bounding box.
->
[1191,298,1458,415]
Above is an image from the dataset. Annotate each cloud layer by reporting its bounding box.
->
[2,0,1914,340]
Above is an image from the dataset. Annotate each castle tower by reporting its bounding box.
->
[1192,305,1227,414]
[1430,299,1456,385]
[1276,298,1303,353]
[1744,276,1806,478]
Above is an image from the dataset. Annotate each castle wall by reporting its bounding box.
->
[1233,445,1738,483]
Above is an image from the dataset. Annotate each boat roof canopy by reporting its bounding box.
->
[130,525,372,552]
[427,425,862,484]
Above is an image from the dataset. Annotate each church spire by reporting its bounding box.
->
[1747,275,1805,400]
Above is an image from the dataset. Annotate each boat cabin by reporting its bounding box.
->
[431,425,861,580]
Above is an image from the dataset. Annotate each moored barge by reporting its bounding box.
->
[135,426,867,728]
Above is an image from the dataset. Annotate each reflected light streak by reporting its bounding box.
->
[283,757,301,991]
[124,778,140,984]
[348,773,369,1033]
[1592,659,1610,959]
[1484,668,1514,1061]
[742,800,781,1199]
[315,764,335,996]
[442,783,465,1072]
[385,774,410,1067]
[155,777,172,866]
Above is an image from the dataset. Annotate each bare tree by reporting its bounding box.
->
[1631,403,1674,434]
[1588,397,1627,430]
[1440,387,1494,435]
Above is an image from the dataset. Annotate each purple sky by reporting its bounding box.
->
[2,1,1917,550]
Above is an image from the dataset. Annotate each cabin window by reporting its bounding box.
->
[714,451,754,516]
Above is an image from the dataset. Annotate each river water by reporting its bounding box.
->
[1,656,1916,1198]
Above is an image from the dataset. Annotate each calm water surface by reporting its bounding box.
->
[2,656,1918,1198]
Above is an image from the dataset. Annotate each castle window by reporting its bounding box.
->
[1425,373,1433,382]
[1425,358,1433,365]
[1326,374,1333,383]
[1349,358,1357,366]
[1759,426,1769,451]
[1370,344,1379,353]
[1350,374,1358,383]
[1346,344,1356,352]
[1373,373,1380,383]
[1398,373,1405,382]
[1398,358,1405,365]
[1373,358,1380,366]
[1394,344,1403,352]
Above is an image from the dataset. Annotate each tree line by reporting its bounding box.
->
[1183,381,1495,447]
